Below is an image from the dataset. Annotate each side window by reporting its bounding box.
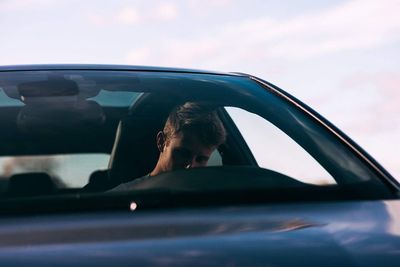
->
[207,150,223,166]
[0,154,109,189]
[226,107,336,185]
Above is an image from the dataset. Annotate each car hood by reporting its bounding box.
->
[0,200,399,267]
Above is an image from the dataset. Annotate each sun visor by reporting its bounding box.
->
[17,100,106,135]
[18,77,79,104]
[0,73,101,102]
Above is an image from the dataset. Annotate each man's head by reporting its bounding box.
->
[151,102,226,175]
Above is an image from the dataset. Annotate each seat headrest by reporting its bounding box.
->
[108,119,159,185]
[7,172,56,197]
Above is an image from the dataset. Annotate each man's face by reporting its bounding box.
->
[159,130,216,172]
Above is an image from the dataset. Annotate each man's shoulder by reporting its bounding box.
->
[109,174,151,191]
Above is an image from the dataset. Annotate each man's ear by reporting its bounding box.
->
[156,131,165,152]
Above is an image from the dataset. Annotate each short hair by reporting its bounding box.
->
[163,102,226,147]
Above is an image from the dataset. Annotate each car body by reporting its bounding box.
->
[0,64,398,266]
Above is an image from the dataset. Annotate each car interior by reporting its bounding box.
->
[0,70,396,207]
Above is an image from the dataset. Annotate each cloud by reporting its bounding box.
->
[116,7,141,25]
[86,2,179,27]
[87,7,141,27]
[87,14,107,27]
[223,0,400,59]
[153,2,178,21]
[123,0,400,68]
[337,72,400,134]
[188,0,232,10]
[126,48,151,65]
[0,0,56,11]
[307,70,400,131]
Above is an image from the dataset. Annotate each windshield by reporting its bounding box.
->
[0,69,394,212]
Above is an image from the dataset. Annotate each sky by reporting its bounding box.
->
[0,0,399,180]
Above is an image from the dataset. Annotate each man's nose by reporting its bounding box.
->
[185,157,201,168]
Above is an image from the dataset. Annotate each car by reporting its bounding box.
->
[0,64,398,266]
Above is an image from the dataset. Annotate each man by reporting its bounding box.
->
[150,102,226,176]
[112,102,226,190]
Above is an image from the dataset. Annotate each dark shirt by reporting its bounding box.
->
[109,174,151,191]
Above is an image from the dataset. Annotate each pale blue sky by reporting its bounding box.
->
[0,0,399,179]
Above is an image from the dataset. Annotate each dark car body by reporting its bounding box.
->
[1,200,400,267]
[0,65,398,267]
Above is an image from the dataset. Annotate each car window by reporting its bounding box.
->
[0,69,392,206]
[226,107,336,185]
[0,154,109,189]
[207,150,223,166]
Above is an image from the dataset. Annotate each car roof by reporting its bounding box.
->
[0,64,246,77]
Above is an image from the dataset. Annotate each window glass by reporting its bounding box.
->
[207,150,223,166]
[89,91,142,107]
[0,154,109,189]
[226,107,336,185]
[0,88,23,106]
